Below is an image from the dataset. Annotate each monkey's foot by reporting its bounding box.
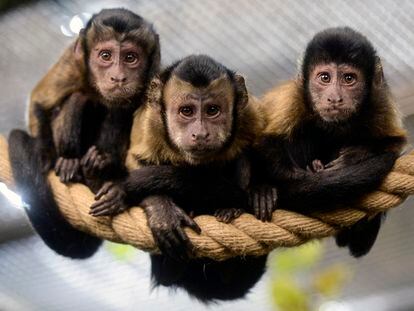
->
[55,157,81,183]
[89,182,127,216]
[81,145,113,177]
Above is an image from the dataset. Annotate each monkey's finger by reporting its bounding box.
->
[95,182,113,200]
[248,191,252,208]
[259,188,267,221]
[69,160,80,180]
[171,228,191,260]
[265,192,273,222]
[154,233,174,257]
[98,156,110,170]
[82,147,97,168]
[65,160,74,182]
[92,204,123,217]
[253,191,260,218]
[158,232,183,260]
[272,188,278,204]
[176,227,194,251]
[182,215,201,234]
[60,160,70,182]
[223,212,233,223]
[89,200,116,215]
[234,208,243,219]
[55,157,63,175]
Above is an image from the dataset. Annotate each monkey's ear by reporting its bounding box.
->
[73,31,85,61]
[146,77,163,108]
[373,56,385,87]
[234,74,249,109]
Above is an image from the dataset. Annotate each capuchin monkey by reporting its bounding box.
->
[8,8,160,258]
[91,55,269,302]
[251,27,407,258]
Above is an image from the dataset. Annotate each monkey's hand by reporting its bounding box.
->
[54,157,81,183]
[89,182,127,216]
[306,159,325,173]
[142,196,202,261]
[214,208,245,223]
[248,185,278,222]
[81,146,113,177]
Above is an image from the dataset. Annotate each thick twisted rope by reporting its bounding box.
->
[0,135,413,260]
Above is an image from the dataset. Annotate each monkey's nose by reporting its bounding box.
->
[110,76,127,83]
[327,96,343,103]
[192,133,210,141]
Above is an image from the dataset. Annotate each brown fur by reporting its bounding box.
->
[29,41,86,136]
[29,14,160,137]
[126,77,265,170]
[261,66,406,145]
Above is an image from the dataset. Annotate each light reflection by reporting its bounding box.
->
[60,13,92,37]
[0,183,26,210]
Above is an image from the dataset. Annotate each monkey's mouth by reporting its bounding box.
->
[319,107,354,122]
[185,146,220,158]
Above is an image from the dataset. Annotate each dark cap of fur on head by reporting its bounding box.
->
[160,55,235,87]
[86,8,144,33]
[302,27,377,82]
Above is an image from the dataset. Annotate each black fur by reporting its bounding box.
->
[8,130,102,258]
[9,10,160,259]
[151,254,267,303]
[120,56,266,302]
[253,27,404,258]
[302,27,377,87]
[123,162,266,302]
[160,55,235,87]
[124,164,249,217]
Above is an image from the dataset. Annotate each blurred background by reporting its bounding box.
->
[1,0,414,310]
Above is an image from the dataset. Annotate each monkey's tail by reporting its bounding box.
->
[150,254,267,303]
[8,129,102,259]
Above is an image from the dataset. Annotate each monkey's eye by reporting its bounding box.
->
[343,73,356,84]
[99,51,112,61]
[319,73,331,83]
[179,106,194,117]
[124,53,138,64]
[206,105,220,117]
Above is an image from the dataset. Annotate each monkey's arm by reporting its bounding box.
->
[90,165,248,218]
[51,92,88,182]
[81,108,133,189]
[254,136,404,207]
[282,146,401,207]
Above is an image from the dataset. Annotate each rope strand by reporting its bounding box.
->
[0,136,411,261]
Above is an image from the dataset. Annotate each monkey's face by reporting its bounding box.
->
[88,39,148,105]
[308,63,365,122]
[164,76,234,163]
